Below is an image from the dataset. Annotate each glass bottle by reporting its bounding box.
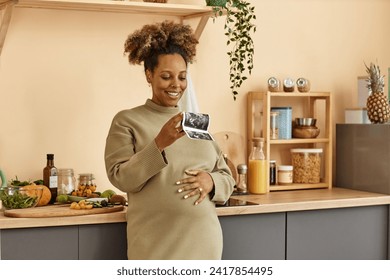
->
[236,164,248,194]
[43,154,58,204]
[248,138,268,194]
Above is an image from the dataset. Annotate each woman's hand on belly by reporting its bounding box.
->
[175,170,214,206]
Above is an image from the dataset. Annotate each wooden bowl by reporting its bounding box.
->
[292,126,320,138]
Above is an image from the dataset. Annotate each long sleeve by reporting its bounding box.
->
[208,148,235,204]
[104,109,168,193]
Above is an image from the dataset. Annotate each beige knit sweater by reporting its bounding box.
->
[105,99,235,260]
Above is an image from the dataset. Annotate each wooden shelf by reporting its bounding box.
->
[0,0,215,56]
[270,138,330,145]
[14,0,214,17]
[269,183,329,191]
[267,91,331,98]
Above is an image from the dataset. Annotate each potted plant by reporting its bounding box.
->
[206,0,256,100]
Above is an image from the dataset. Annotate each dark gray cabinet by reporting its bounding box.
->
[286,206,388,260]
[79,223,127,260]
[1,223,127,260]
[1,225,79,260]
[220,205,389,260]
[219,212,285,260]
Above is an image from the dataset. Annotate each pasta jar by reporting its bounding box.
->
[277,165,293,185]
[291,148,323,183]
[57,168,76,195]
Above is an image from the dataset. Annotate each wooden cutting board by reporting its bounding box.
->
[213,131,246,183]
[4,204,125,218]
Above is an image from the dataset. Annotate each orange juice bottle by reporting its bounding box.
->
[248,138,268,194]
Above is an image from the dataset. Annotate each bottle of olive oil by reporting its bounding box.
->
[43,154,58,204]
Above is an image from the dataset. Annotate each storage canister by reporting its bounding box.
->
[291,148,323,183]
[296,77,311,92]
[283,78,295,92]
[57,168,76,195]
[271,107,292,139]
[268,77,281,92]
[278,165,293,184]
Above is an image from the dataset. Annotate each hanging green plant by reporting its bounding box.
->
[206,0,256,100]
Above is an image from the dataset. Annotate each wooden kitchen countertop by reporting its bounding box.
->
[1,187,390,229]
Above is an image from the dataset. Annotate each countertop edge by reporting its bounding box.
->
[0,210,127,229]
[216,196,390,216]
[1,188,390,229]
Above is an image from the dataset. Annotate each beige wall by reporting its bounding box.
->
[0,0,389,192]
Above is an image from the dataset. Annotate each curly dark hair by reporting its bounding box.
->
[124,20,198,73]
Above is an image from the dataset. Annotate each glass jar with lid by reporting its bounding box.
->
[268,77,280,92]
[77,173,97,197]
[277,165,293,185]
[78,173,94,186]
[291,148,323,183]
[296,77,311,92]
[57,168,76,195]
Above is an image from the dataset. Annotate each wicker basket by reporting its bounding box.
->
[143,0,168,3]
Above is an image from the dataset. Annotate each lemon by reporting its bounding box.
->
[56,194,69,204]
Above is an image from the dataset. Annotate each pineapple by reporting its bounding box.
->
[365,62,390,123]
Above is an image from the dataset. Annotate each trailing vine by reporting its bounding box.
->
[209,0,256,100]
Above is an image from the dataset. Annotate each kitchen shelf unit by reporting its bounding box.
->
[0,0,216,55]
[247,91,333,192]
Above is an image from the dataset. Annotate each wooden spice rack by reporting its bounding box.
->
[247,91,333,192]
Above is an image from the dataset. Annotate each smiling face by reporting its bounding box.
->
[146,53,187,107]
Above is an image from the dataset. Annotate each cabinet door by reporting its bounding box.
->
[1,226,79,260]
[79,223,127,260]
[286,206,388,260]
[219,213,285,260]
